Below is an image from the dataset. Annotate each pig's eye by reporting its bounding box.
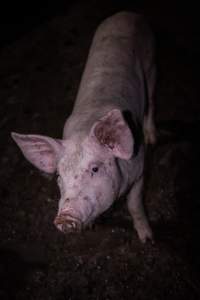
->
[92,167,99,173]
[91,166,99,176]
[90,162,102,177]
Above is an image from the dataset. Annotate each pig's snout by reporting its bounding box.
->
[54,213,82,233]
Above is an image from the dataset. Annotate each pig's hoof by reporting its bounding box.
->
[143,119,157,145]
[144,129,157,145]
[137,226,154,244]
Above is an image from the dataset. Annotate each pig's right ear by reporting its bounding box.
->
[11,132,64,173]
[90,109,134,160]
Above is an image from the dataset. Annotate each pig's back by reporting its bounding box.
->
[64,12,154,139]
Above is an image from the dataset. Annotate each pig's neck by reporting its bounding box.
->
[63,105,117,140]
[117,144,144,197]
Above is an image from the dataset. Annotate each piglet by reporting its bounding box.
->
[11,11,156,242]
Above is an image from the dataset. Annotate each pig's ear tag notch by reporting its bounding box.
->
[92,109,134,160]
[11,132,64,173]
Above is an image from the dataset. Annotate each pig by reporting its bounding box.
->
[11,11,156,243]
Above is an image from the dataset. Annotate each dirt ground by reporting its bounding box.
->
[0,1,200,299]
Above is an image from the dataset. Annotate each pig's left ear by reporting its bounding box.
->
[91,109,134,160]
[11,132,64,173]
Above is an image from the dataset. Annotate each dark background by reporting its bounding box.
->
[0,1,200,299]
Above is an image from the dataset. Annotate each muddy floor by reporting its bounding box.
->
[1,1,200,299]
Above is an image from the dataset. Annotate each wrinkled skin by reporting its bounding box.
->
[11,12,156,242]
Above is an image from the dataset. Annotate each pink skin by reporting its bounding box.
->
[54,109,133,232]
[54,144,122,231]
[54,156,120,232]
[11,12,156,242]
[11,109,133,233]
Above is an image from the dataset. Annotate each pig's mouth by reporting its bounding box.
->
[54,213,82,233]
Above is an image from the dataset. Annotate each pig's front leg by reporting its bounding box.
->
[127,176,153,243]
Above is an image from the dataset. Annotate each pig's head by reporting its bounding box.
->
[11,109,133,233]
